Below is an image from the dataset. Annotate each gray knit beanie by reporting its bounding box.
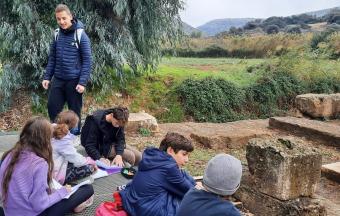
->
[202,153,242,196]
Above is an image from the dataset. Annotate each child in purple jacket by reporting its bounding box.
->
[0,116,93,215]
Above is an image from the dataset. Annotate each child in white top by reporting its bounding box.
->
[52,110,97,185]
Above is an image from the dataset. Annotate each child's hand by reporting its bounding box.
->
[91,164,98,172]
[195,182,204,190]
[99,157,111,166]
[64,184,72,193]
[112,155,124,167]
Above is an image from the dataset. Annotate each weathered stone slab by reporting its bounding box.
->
[295,93,340,119]
[321,162,340,183]
[125,111,159,133]
[234,171,326,216]
[246,137,322,200]
[269,117,340,147]
[159,120,273,149]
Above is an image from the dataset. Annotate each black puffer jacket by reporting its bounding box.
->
[81,109,126,160]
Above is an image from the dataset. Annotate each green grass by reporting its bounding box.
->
[292,58,340,80]
[157,57,266,87]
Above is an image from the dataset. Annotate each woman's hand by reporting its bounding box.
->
[112,155,124,167]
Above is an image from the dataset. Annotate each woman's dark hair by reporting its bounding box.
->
[1,117,54,205]
[159,132,194,153]
[109,106,129,126]
[53,110,79,139]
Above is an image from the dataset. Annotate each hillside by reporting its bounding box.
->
[197,18,255,36]
[191,6,340,37]
[304,6,340,17]
[181,21,204,36]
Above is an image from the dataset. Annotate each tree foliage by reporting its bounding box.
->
[0,0,184,111]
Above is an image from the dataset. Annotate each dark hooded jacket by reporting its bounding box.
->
[119,147,195,216]
[44,19,92,86]
[81,109,126,160]
[176,188,241,216]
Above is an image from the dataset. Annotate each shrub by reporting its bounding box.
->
[310,30,334,50]
[265,25,280,34]
[309,77,340,93]
[139,127,152,137]
[245,71,305,117]
[176,78,246,122]
[286,26,301,34]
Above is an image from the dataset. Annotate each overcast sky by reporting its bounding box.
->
[180,0,340,27]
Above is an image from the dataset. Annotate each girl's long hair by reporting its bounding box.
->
[1,117,54,205]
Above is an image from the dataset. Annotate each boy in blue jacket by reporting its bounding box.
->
[119,132,196,216]
[42,4,92,135]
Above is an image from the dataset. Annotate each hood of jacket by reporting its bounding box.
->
[138,147,177,171]
[52,131,75,147]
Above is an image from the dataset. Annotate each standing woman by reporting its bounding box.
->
[0,117,94,215]
[42,4,92,135]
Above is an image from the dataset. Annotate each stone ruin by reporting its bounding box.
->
[125,111,159,133]
[235,137,326,216]
[295,93,340,119]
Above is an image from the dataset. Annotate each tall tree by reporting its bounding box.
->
[0,0,184,111]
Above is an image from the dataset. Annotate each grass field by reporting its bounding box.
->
[157,56,340,84]
[157,57,266,87]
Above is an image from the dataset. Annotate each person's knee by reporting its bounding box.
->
[134,151,142,165]
[123,150,136,166]
[82,184,94,197]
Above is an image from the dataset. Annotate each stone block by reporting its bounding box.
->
[246,137,322,200]
[321,162,340,183]
[125,111,159,133]
[234,171,326,216]
[295,93,340,119]
[269,117,340,147]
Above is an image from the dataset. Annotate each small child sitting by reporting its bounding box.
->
[52,110,97,185]
[176,153,243,216]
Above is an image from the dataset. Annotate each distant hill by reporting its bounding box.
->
[197,18,255,36]
[181,22,204,36]
[304,6,340,17]
[191,6,340,37]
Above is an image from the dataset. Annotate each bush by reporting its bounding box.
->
[245,71,305,117]
[310,30,334,50]
[265,25,280,34]
[309,77,340,93]
[286,26,301,34]
[176,78,246,122]
[176,72,310,121]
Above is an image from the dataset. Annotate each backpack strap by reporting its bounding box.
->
[54,28,60,41]
[54,28,83,49]
[74,29,84,49]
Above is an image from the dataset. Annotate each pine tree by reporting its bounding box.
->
[0,0,184,111]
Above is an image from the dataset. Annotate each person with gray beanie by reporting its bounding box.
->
[176,153,242,216]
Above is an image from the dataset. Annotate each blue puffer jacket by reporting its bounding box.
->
[44,19,92,86]
[120,147,195,216]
